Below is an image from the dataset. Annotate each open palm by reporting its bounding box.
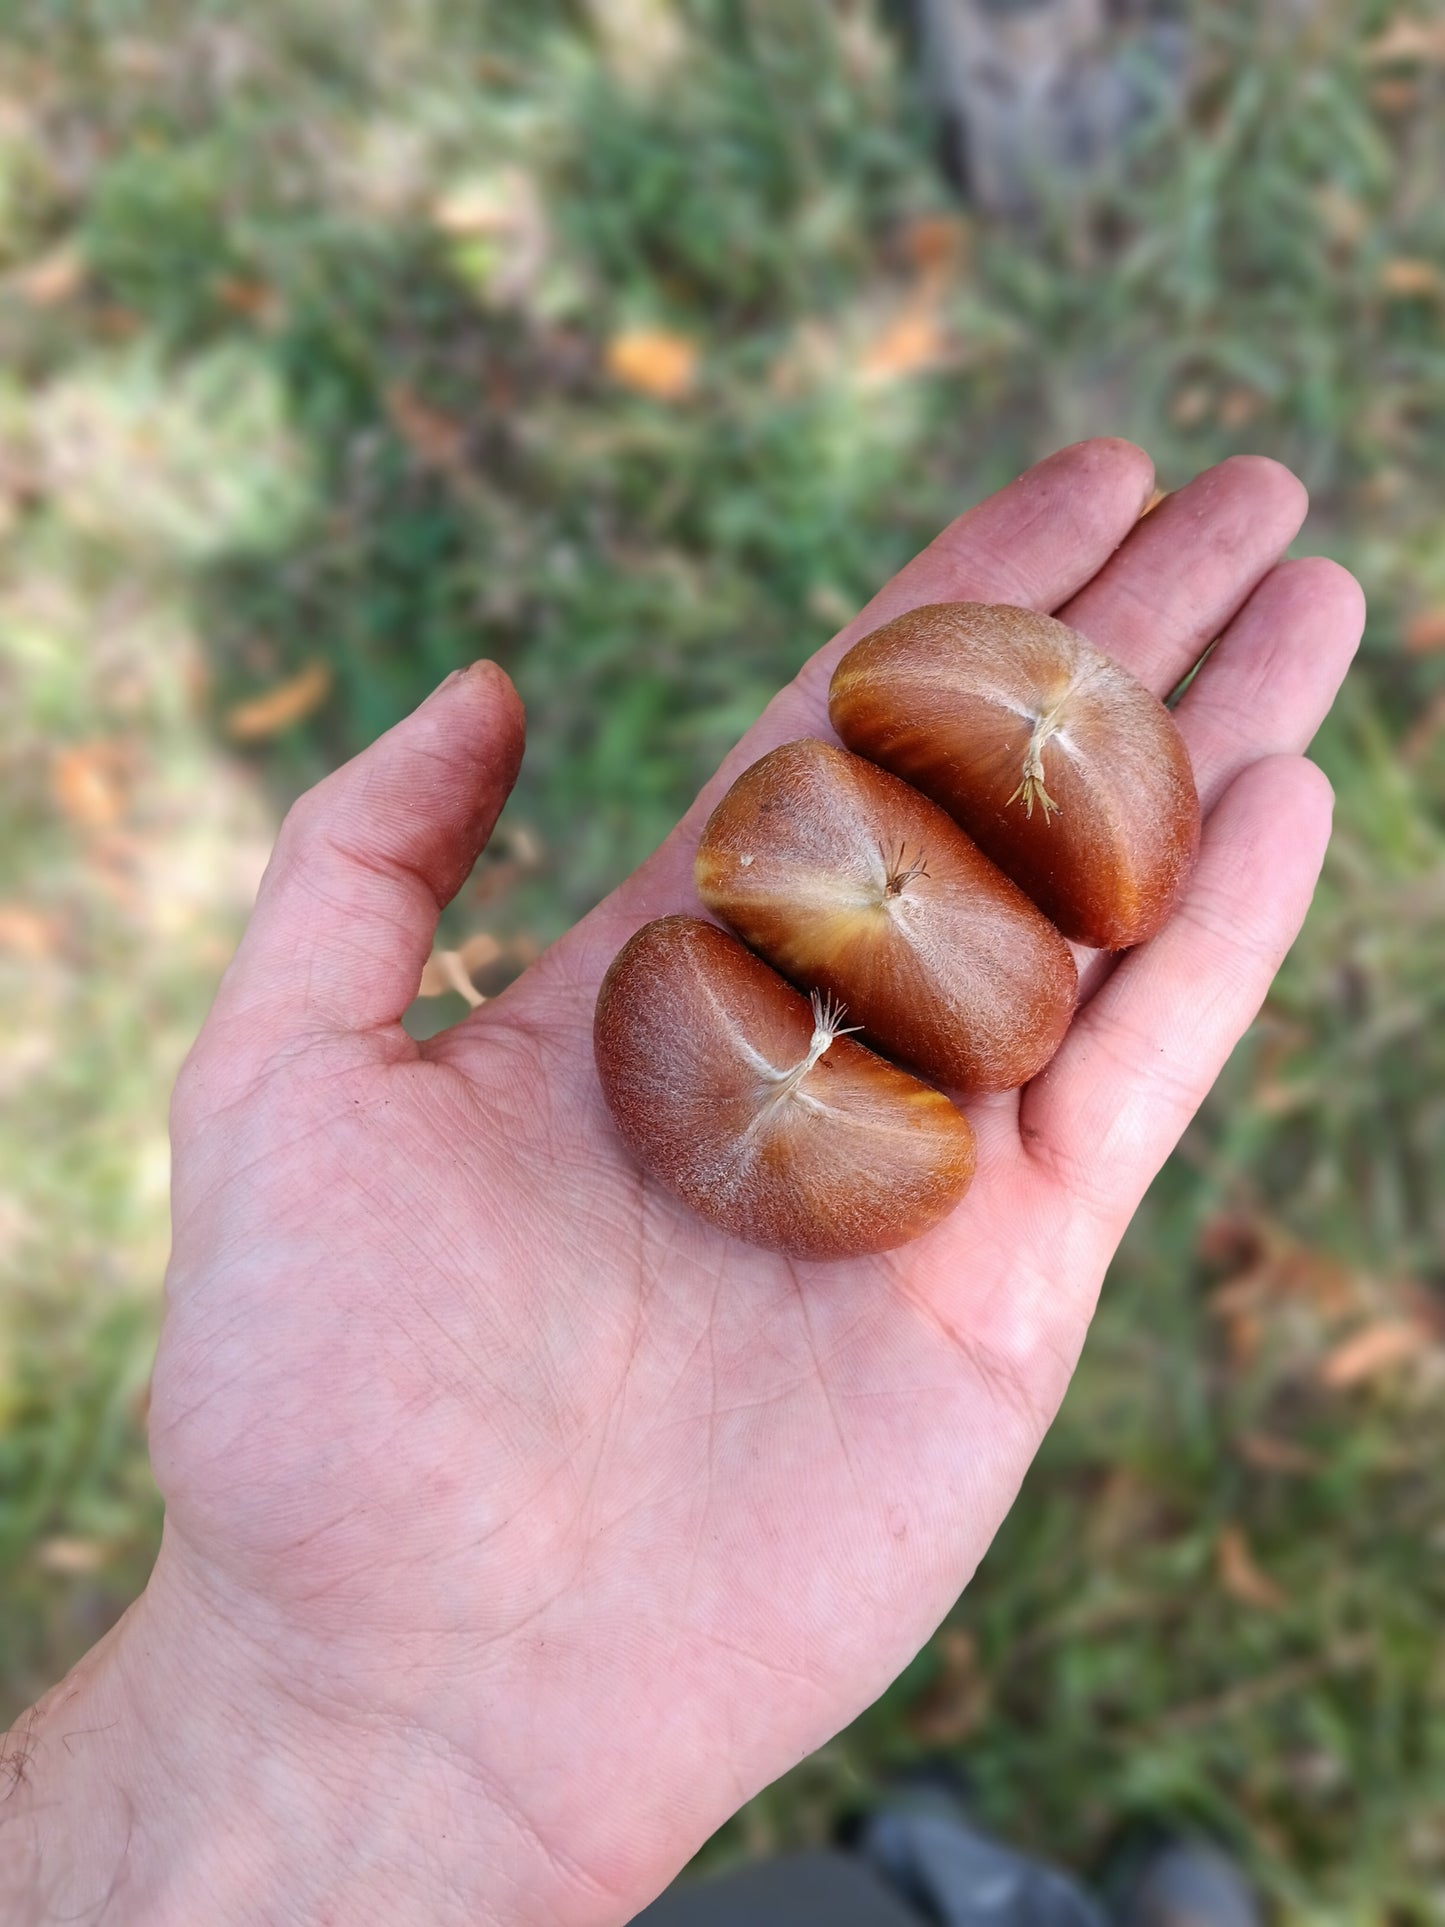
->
[142,441,1361,1925]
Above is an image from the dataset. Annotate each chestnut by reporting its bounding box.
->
[694,739,1077,1094]
[593,914,976,1259]
[828,603,1201,949]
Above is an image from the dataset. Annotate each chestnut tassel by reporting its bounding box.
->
[829,602,1201,949]
[594,915,976,1259]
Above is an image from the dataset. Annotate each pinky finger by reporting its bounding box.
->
[1019,755,1334,1230]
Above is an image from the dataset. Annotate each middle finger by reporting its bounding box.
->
[1056,454,1309,695]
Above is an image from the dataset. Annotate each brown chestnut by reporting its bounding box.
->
[828,603,1201,948]
[694,739,1077,1094]
[593,914,976,1259]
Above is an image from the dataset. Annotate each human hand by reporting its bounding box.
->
[4,441,1362,1926]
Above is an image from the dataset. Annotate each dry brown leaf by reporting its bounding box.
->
[432,181,512,237]
[1222,1309,1262,1370]
[1370,76,1423,113]
[0,902,57,960]
[1153,1635,1372,1737]
[604,327,699,402]
[1220,386,1265,430]
[1401,686,1445,766]
[900,211,972,279]
[1279,1244,1360,1317]
[475,54,524,85]
[1381,257,1444,299]
[1315,184,1369,251]
[1319,1317,1428,1390]
[51,743,127,830]
[16,244,86,307]
[216,277,281,323]
[1366,16,1445,65]
[1211,1237,1358,1319]
[385,385,469,475]
[431,166,552,309]
[1404,606,1445,654]
[806,581,855,628]
[1217,1525,1287,1611]
[1092,1464,1168,1555]
[224,663,333,743]
[857,305,948,387]
[1170,384,1212,427]
[767,318,837,400]
[1237,1430,1321,1476]
[499,823,543,870]
[1354,465,1408,510]
[584,0,688,92]
[418,951,485,1007]
[418,933,503,1002]
[907,1625,989,1745]
[457,931,505,971]
[34,1536,109,1575]
[95,303,142,340]
[1198,1210,1267,1271]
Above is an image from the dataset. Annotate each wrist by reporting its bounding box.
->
[2,1536,572,1927]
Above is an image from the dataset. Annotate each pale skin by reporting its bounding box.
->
[1,441,1364,1926]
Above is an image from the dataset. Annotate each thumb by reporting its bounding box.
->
[205,661,525,1062]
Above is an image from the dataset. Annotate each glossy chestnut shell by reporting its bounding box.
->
[593,915,976,1259]
[828,602,1201,948]
[695,738,1077,1094]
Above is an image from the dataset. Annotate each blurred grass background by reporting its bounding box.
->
[1,0,1443,1915]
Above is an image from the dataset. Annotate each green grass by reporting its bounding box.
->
[2,0,1443,1914]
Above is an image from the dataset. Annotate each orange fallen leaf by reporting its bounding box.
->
[907,1624,989,1745]
[857,304,948,387]
[0,902,57,960]
[216,276,281,323]
[900,211,972,279]
[1370,76,1422,114]
[604,327,699,401]
[34,1536,109,1575]
[1381,257,1443,299]
[224,663,333,743]
[1217,1525,1287,1611]
[1236,1431,1321,1476]
[1404,606,1445,654]
[1366,16,1445,64]
[16,244,86,306]
[1320,1317,1428,1390]
[1280,1243,1360,1316]
[386,385,469,475]
[51,743,127,830]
